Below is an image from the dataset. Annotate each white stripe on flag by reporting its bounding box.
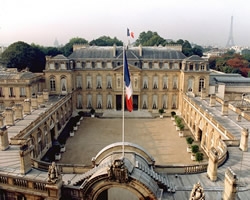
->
[126,83,133,99]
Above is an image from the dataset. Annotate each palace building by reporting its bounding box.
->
[0,45,250,200]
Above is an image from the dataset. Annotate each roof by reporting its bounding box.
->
[0,70,39,80]
[52,54,69,60]
[68,46,186,60]
[185,55,204,61]
[209,73,250,86]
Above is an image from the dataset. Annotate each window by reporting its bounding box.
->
[96,76,102,89]
[87,94,92,109]
[107,94,112,109]
[76,62,81,69]
[174,63,178,69]
[163,76,168,89]
[199,78,205,92]
[215,85,218,93]
[9,87,15,97]
[97,94,102,109]
[173,76,178,89]
[142,95,148,109]
[152,95,158,109]
[50,78,56,91]
[20,87,26,97]
[188,77,194,92]
[0,87,3,97]
[86,76,92,89]
[143,76,148,89]
[61,78,67,93]
[77,94,83,109]
[201,65,205,71]
[153,62,159,69]
[153,76,158,89]
[162,94,168,109]
[163,62,169,69]
[86,62,91,68]
[76,75,82,89]
[49,63,55,70]
[107,76,112,89]
[107,62,112,69]
[61,63,66,70]
[96,62,102,69]
[143,62,149,69]
[172,94,177,109]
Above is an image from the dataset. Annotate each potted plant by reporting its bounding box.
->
[171,111,176,120]
[90,108,95,118]
[186,137,194,153]
[191,145,199,161]
[70,129,75,137]
[159,108,165,119]
[60,144,66,153]
[178,123,185,137]
[195,152,204,162]
[55,153,61,161]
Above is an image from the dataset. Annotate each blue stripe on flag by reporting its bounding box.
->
[124,51,130,87]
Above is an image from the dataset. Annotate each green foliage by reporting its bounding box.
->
[135,31,166,46]
[89,36,123,46]
[158,108,165,114]
[191,145,199,154]
[1,41,45,72]
[62,37,88,56]
[186,137,194,145]
[248,71,250,77]
[171,111,176,117]
[175,116,182,126]
[195,152,204,162]
[178,123,185,131]
[192,46,203,57]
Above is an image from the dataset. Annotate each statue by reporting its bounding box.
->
[190,182,205,200]
[47,162,59,184]
[107,159,129,183]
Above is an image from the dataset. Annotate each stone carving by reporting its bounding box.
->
[190,182,205,200]
[47,162,59,184]
[107,159,129,183]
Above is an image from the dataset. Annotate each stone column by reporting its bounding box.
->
[207,147,219,181]
[239,128,249,152]
[194,122,200,141]
[209,94,216,107]
[24,99,31,115]
[221,101,229,116]
[0,113,4,127]
[223,167,237,200]
[37,92,44,105]
[14,104,23,120]
[0,126,9,150]
[5,107,14,126]
[201,88,206,100]
[43,89,49,102]
[19,144,32,175]
[31,95,38,109]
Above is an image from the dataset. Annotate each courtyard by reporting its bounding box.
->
[59,117,205,166]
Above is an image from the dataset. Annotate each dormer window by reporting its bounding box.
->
[190,64,193,71]
[201,65,205,71]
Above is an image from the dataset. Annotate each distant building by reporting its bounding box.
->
[54,38,60,47]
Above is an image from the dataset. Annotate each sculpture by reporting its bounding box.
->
[107,159,129,183]
[190,182,205,200]
[47,162,59,184]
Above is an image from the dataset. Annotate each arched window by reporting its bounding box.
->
[188,77,194,92]
[199,78,205,92]
[61,77,67,94]
[50,77,56,91]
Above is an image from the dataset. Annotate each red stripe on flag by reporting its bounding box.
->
[126,96,133,112]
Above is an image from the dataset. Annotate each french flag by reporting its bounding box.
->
[124,50,133,112]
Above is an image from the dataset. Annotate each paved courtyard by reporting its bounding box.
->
[59,118,206,166]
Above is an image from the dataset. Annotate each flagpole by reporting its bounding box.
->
[122,46,125,159]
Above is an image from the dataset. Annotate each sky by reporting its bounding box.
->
[0,0,250,47]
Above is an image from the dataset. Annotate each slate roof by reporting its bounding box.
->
[0,70,38,80]
[209,73,250,86]
[68,46,186,60]
[185,55,204,61]
[52,54,69,60]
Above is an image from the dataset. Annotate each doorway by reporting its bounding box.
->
[133,95,138,110]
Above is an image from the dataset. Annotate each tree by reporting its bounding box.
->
[135,31,166,46]
[1,41,45,72]
[182,40,193,56]
[208,57,217,69]
[89,36,123,46]
[192,46,203,57]
[62,37,88,57]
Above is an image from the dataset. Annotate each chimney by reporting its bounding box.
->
[31,95,38,109]
[43,89,49,102]
[37,92,44,105]
[239,128,249,152]
[221,101,229,116]
[14,104,23,120]
[0,113,4,127]
[113,44,116,57]
[19,143,32,174]
[0,126,9,150]
[139,44,142,57]
[24,99,31,115]
[209,94,216,107]
[5,107,14,126]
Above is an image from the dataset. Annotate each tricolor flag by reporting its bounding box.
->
[127,28,134,38]
[124,50,133,112]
